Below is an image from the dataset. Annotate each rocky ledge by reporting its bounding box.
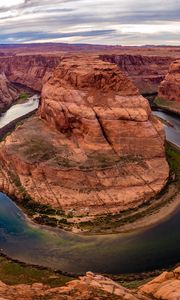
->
[158,60,180,102]
[0,73,19,112]
[0,56,169,217]
[0,267,180,300]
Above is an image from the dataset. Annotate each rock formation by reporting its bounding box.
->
[0,55,60,92]
[0,268,180,299]
[0,274,141,300]
[158,60,180,102]
[0,272,141,300]
[140,266,180,299]
[0,56,169,217]
[0,73,19,112]
[100,54,173,94]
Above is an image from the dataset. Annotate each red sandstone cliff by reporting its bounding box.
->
[100,54,173,94]
[0,55,61,92]
[158,60,180,102]
[0,73,19,112]
[0,56,169,217]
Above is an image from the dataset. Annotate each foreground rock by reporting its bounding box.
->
[0,56,169,217]
[0,273,140,300]
[0,268,180,299]
[140,266,180,299]
[0,73,19,112]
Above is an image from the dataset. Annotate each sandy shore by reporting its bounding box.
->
[70,181,180,235]
[115,192,179,233]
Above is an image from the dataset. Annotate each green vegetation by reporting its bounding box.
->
[114,271,158,289]
[23,138,56,162]
[19,92,29,101]
[154,97,180,113]
[155,97,171,107]
[0,255,73,286]
[166,143,180,180]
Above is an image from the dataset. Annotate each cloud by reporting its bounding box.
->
[0,29,116,43]
[0,0,179,45]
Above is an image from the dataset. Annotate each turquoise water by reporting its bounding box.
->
[0,192,179,274]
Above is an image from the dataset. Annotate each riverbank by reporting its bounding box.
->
[0,252,164,290]
[75,143,179,234]
[154,97,180,116]
[0,253,74,287]
[0,144,179,276]
[7,142,179,235]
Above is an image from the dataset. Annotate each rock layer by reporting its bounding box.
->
[0,56,169,217]
[0,55,60,91]
[158,60,180,102]
[0,73,19,112]
[100,54,173,94]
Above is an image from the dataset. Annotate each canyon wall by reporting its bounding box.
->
[0,56,169,217]
[100,54,173,94]
[158,60,180,102]
[0,73,19,112]
[0,55,61,92]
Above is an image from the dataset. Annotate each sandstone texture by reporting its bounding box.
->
[0,56,169,217]
[0,273,144,300]
[100,54,173,94]
[0,73,19,112]
[158,60,180,103]
[140,266,180,299]
[0,55,60,92]
[0,268,180,300]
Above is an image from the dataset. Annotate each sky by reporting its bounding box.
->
[0,0,179,45]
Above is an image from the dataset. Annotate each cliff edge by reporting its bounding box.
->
[0,56,169,217]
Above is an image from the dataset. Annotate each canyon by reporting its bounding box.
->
[100,54,174,94]
[0,45,179,108]
[0,55,169,217]
[0,44,179,300]
[0,55,61,92]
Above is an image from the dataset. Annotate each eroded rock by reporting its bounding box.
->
[100,54,173,94]
[0,56,169,217]
[158,60,180,103]
[0,73,19,112]
[140,267,180,300]
[0,55,61,92]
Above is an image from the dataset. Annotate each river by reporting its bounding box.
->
[0,193,179,275]
[0,95,39,129]
[0,98,179,275]
[153,110,180,148]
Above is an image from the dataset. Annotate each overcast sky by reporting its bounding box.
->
[0,0,179,45]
